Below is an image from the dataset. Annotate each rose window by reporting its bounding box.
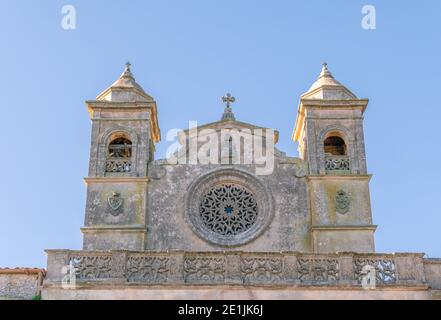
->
[199,184,258,236]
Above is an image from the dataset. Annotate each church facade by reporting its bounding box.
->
[41,63,441,299]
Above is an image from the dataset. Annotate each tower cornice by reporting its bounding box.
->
[85,100,161,143]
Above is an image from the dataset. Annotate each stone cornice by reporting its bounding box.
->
[85,100,161,143]
[86,100,155,106]
[0,268,46,276]
[43,249,426,257]
[81,225,146,233]
[179,119,279,145]
[306,174,372,182]
[84,177,150,184]
[292,98,368,142]
[311,225,377,231]
[301,98,369,107]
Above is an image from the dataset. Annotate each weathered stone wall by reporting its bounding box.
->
[424,259,441,290]
[82,178,148,250]
[147,155,310,252]
[308,175,375,252]
[0,269,45,300]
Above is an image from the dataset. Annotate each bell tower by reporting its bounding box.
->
[293,63,376,253]
[82,63,161,250]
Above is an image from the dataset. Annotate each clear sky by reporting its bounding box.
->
[1,0,440,268]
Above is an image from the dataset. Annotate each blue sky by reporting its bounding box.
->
[0,1,440,267]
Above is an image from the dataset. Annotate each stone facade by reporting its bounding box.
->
[39,63,441,299]
[78,63,375,254]
[42,250,441,300]
[0,268,45,300]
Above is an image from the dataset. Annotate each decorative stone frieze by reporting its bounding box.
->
[296,257,340,283]
[183,255,226,283]
[354,257,396,285]
[46,250,427,288]
[126,255,171,283]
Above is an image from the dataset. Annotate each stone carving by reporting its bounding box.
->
[148,165,167,179]
[186,168,274,246]
[105,159,131,173]
[354,258,396,285]
[52,251,423,288]
[70,255,112,279]
[199,184,258,236]
[296,258,340,282]
[241,257,283,283]
[125,256,170,283]
[325,155,350,172]
[183,256,226,282]
[334,190,350,214]
[107,192,123,215]
[294,161,308,178]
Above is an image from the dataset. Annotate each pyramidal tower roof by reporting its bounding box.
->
[301,63,357,100]
[292,63,368,143]
[96,62,154,102]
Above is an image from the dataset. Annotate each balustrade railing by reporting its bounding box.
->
[325,155,350,173]
[45,250,428,287]
[105,158,132,173]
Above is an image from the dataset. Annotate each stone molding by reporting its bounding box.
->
[311,225,377,231]
[306,174,372,181]
[84,177,150,184]
[81,225,146,233]
[44,250,432,289]
[85,100,160,143]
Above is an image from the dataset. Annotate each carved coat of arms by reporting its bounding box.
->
[335,190,350,214]
[108,192,123,215]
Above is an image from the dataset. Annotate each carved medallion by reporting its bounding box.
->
[294,161,308,178]
[186,168,274,246]
[334,189,350,214]
[107,192,123,215]
[199,184,258,236]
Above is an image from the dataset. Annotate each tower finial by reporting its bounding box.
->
[221,92,236,121]
[121,61,134,79]
[222,93,235,108]
[319,61,332,77]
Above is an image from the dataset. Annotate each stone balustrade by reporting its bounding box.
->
[325,155,350,173]
[44,250,434,289]
[105,158,132,173]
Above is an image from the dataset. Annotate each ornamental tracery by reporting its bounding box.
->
[199,184,258,236]
[186,168,274,246]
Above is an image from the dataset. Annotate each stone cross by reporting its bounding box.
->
[222,93,235,108]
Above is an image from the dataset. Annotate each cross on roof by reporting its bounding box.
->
[221,92,236,121]
[222,93,235,108]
